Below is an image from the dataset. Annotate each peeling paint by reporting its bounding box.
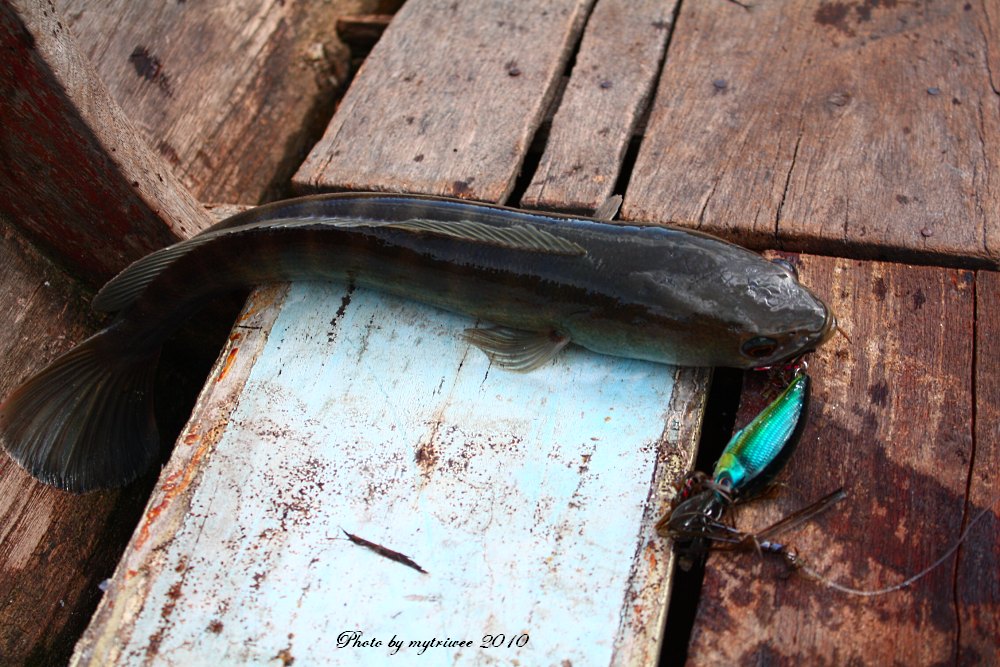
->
[77,284,702,665]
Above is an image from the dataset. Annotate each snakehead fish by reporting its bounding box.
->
[0,193,835,492]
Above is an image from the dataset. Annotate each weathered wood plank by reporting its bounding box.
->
[520,0,675,214]
[958,269,1000,664]
[0,221,164,665]
[55,0,373,205]
[0,0,213,286]
[623,1,1000,266]
[71,285,287,667]
[685,256,978,664]
[293,0,595,201]
[0,4,223,662]
[74,284,708,666]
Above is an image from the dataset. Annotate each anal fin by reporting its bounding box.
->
[461,327,570,372]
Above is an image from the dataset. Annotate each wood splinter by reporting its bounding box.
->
[340,529,428,574]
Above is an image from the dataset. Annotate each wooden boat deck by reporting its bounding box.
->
[0,1,997,664]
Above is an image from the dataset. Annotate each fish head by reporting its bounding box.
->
[720,257,836,368]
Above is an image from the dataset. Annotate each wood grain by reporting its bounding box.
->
[0,221,165,666]
[55,0,373,205]
[623,1,1000,267]
[958,269,1000,664]
[520,0,675,214]
[0,0,213,286]
[293,0,595,202]
[684,256,979,665]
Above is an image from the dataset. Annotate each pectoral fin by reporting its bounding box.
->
[462,327,570,372]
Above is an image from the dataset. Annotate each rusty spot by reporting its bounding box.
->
[452,179,473,197]
[415,440,439,475]
[208,620,224,633]
[215,347,239,382]
[275,648,295,665]
[912,288,926,310]
[165,581,182,603]
[146,628,164,658]
[237,287,281,322]
[135,425,220,549]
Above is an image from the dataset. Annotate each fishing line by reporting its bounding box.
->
[794,490,1000,597]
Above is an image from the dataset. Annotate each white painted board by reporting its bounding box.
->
[73,283,707,666]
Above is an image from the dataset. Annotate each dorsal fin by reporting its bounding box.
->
[93,234,220,313]
[93,216,328,312]
[93,213,586,313]
[593,194,623,221]
[333,217,587,256]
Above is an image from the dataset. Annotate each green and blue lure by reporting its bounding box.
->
[712,372,810,497]
[658,372,812,570]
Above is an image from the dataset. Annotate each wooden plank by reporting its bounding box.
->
[520,0,675,214]
[54,0,374,205]
[0,4,221,662]
[73,284,708,666]
[293,0,595,201]
[958,269,1000,663]
[0,221,164,665]
[623,1,1000,266]
[684,256,979,664]
[0,0,213,286]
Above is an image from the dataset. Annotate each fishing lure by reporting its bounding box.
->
[658,369,1000,596]
[0,193,835,492]
[658,371,814,570]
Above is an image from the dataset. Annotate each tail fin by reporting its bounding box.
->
[0,325,160,492]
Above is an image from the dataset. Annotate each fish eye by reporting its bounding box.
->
[770,258,798,280]
[741,336,778,359]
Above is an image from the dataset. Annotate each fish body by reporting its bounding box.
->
[1,193,834,491]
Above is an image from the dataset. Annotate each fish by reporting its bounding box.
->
[0,193,836,492]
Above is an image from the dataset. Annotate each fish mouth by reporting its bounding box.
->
[817,307,838,346]
[761,304,838,367]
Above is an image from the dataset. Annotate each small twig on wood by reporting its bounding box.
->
[339,529,428,574]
